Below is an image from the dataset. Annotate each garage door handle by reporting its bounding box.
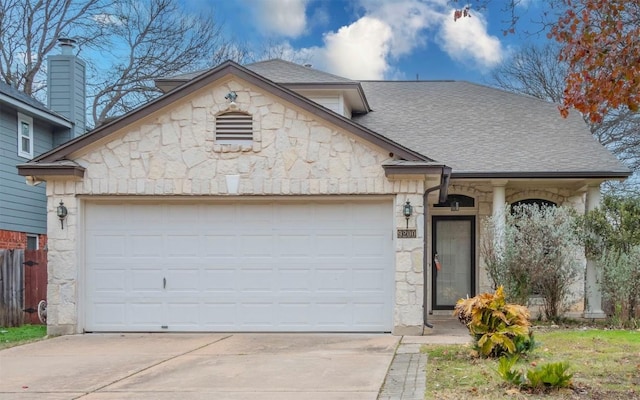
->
[163,277,166,289]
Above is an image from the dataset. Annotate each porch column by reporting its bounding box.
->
[583,184,606,318]
[492,181,507,247]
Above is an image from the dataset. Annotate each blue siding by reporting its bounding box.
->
[48,55,86,139]
[0,105,55,235]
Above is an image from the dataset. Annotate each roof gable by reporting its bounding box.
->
[30,61,427,164]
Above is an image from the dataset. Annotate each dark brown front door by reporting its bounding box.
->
[432,216,476,309]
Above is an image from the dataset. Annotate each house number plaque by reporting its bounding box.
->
[397,229,417,239]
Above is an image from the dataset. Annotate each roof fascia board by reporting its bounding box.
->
[383,164,448,177]
[34,61,427,164]
[17,164,85,177]
[0,93,72,128]
[451,171,632,179]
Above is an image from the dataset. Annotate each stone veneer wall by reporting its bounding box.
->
[44,78,429,335]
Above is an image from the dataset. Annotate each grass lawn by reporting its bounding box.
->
[0,325,47,350]
[424,328,640,399]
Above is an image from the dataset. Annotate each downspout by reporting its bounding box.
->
[423,166,452,328]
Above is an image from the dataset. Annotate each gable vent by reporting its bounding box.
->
[216,112,253,142]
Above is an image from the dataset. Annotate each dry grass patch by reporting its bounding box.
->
[424,328,640,399]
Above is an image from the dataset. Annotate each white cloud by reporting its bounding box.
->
[357,0,444,57]
[322,16,392,79]
[438,9,503,69]
[253,0,504,79]
[249,0,309,38]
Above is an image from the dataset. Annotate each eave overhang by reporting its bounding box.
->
[383,161,450,177]
[450,171,632,180]
[17,162,85,178]
[0,93,72,128]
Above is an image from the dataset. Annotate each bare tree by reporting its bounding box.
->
[491,42,640,193]
[90,0,248,125]
[0,0,247,127]
[0,0,105,97]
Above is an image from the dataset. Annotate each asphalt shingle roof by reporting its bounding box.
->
[166,59,356,85]
[245,59,356,84]
[353,81,628,174]
[0,81,57,117]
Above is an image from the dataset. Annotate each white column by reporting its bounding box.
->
[492,181,507,248]
[583,184,606,318]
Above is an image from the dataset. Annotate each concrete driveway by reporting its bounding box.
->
[0,333,399,400]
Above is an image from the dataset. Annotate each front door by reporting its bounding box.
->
[432,216,475,309]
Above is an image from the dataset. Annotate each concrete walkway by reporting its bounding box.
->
[377,317,471,399]
[0,333,399,400]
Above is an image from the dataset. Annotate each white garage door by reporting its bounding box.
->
[85,200,393,332]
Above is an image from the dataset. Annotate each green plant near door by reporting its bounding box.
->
[454,286,534,357]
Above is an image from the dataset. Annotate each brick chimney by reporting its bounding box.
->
[47,38,86,144]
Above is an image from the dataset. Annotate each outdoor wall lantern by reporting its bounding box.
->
[403,201,413,228]
[57,200,68,229]
[451,201,460,212]
[224,91,238,108]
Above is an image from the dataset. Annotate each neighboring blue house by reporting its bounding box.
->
[0,39,85,249]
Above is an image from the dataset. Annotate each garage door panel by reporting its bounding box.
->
[202,269,236,292]
[316,303,350,326]
[165,235,200,256]
[278,269,312,292]
[130,270,164,292]
[240,303,273,326]
[353,269,385,291]
[203,235,237,256]
[239,269,275,292]
[316,269,350,292]
[316,234,350,256]
[130,235,164,257]
[88,204,126,226]
[92,303,126,325]
[201,303,236,326]
[276,234,311,256]
[89,234,126,257]
[166,303,200,326]
[353,234,387,256]
[353,303,387,325]
[85,200,393,332]
[241,235,274,256]
[128,303,163,326]
[166,268,200,292]
[93,270,126,293]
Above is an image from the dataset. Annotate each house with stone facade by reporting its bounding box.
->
[17,59,630,336]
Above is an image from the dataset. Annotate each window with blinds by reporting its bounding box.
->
[215,112,253,143]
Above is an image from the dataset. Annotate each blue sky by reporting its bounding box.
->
[184,0,551,84]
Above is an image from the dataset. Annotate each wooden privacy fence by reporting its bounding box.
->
[0,249,47,327]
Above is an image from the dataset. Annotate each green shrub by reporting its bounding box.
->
[497,356,524,386]
[481,204,581,320]
[454,286,534,358]
[497,357,573,393]
[526,362,573,391]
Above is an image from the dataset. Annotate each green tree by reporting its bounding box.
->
[581,194,640,322]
